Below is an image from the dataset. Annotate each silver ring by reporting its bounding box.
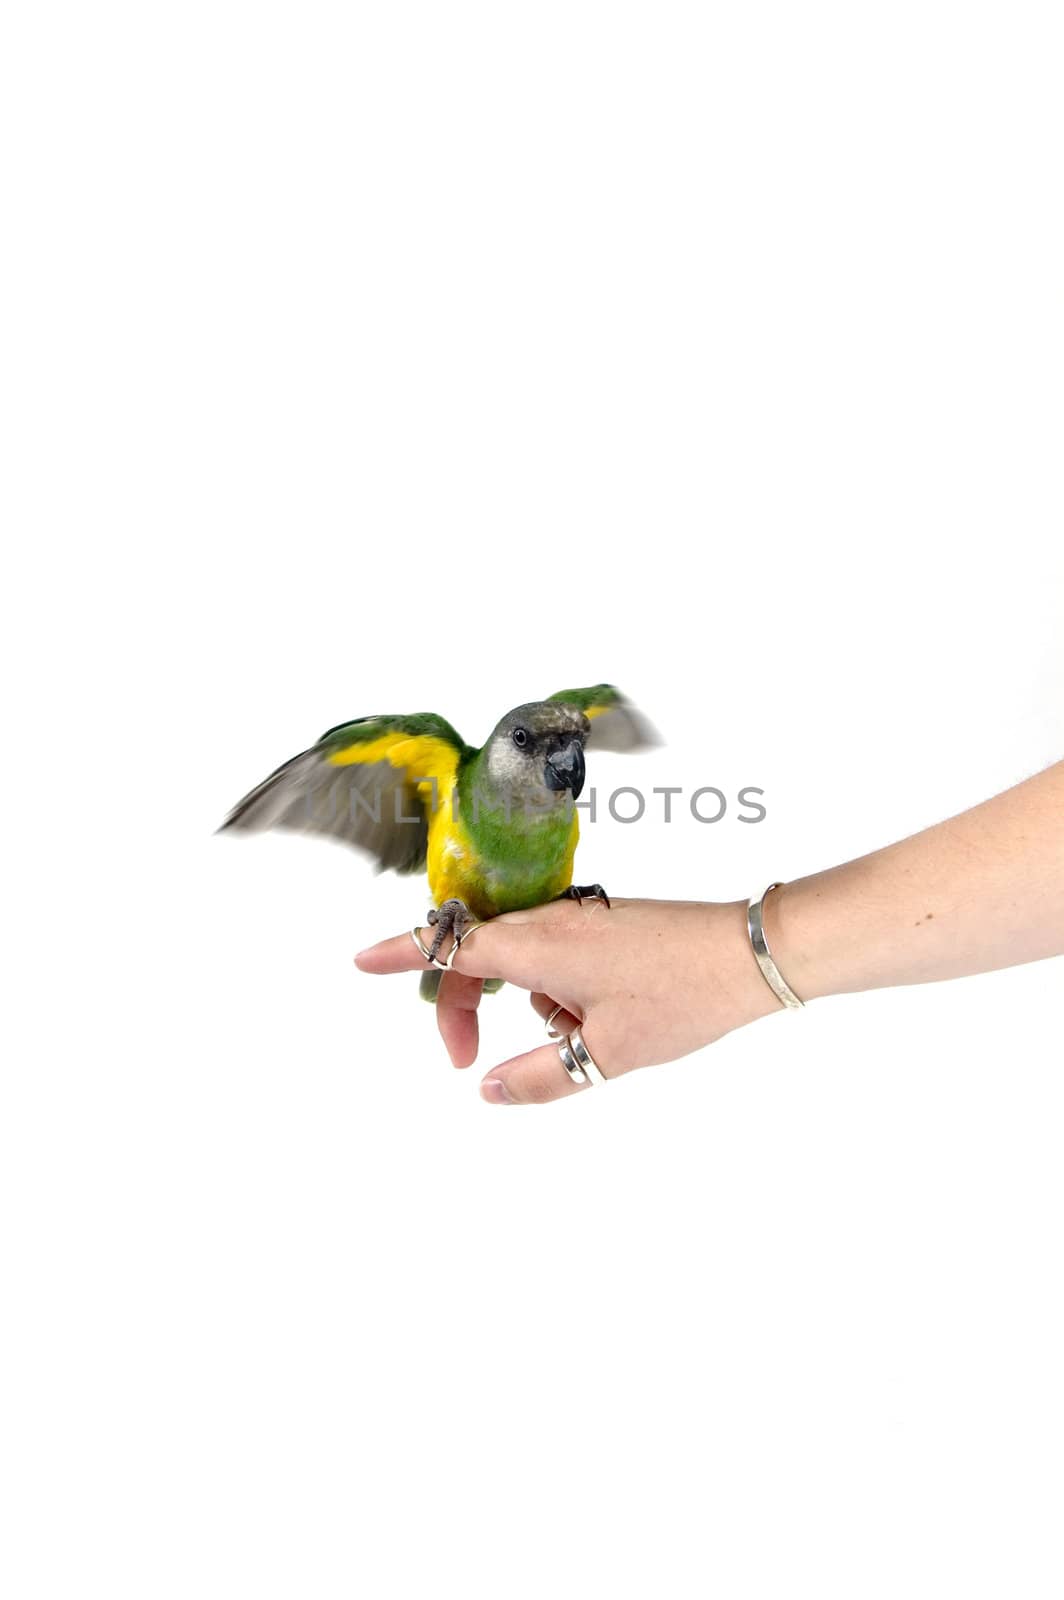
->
[557,1025,607,1088]
[410,926,448,971]
[545,1004,567,1040]
[410,918,485,973]
[446,918,483,970]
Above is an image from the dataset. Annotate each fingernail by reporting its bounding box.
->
[481,1078,514,1105]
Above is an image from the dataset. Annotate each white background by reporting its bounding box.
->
[3,3,1063,1596]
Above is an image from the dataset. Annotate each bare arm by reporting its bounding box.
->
[772,759,1064,997]
[356,760,1064,1104]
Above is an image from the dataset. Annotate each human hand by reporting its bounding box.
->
[354,897,779,1105]
[357,758,1064,1102]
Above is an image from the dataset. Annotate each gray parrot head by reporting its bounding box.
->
[483,701,591,802]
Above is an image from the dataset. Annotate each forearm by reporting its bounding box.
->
[767,760,1064,1001]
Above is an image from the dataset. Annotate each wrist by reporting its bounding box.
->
[761,871,865,1002]
[708,899,787,1031]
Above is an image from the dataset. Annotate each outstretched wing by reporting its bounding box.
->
[219,713,470,875]
[547,684,659,751]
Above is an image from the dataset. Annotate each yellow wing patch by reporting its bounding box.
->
[324,732,461,804]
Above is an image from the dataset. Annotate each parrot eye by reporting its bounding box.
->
[512,727,530,749]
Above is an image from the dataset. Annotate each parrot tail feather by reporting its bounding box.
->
[419,969,442,1002]
[418,971,505,1001]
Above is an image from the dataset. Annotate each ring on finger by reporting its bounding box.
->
[410,918,485,973]
[557,1025,607,1088]
[545,1003,568,1040]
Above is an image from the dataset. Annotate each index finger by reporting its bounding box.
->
[354,917,537,987]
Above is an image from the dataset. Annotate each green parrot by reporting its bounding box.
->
[220,684,657,994]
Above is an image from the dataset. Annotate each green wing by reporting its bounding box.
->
[547,684,659,751]
[220,712,471,875]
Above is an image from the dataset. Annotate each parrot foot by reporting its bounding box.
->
[560,883,611,910]
[426,897,476,961]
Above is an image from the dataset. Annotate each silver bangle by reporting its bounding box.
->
[747,883,805,1010]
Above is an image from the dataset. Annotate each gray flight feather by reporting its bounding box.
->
[219,748,431,875]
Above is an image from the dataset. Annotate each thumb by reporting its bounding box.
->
[480,1019,617,1106]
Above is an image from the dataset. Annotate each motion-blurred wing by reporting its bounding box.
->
[219,713,469,875]
[547,684,659,751]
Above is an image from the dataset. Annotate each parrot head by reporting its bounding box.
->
[483,701,591,803]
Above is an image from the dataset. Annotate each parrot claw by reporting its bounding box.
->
[425,898,476,961]
[560,883,611,910]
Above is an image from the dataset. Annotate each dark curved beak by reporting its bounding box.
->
[545,739,586,799]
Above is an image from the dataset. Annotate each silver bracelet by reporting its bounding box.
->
[747,882,805,1010]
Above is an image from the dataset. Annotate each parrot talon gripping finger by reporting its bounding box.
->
[560,883,611,910]
[426,898,476,961]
